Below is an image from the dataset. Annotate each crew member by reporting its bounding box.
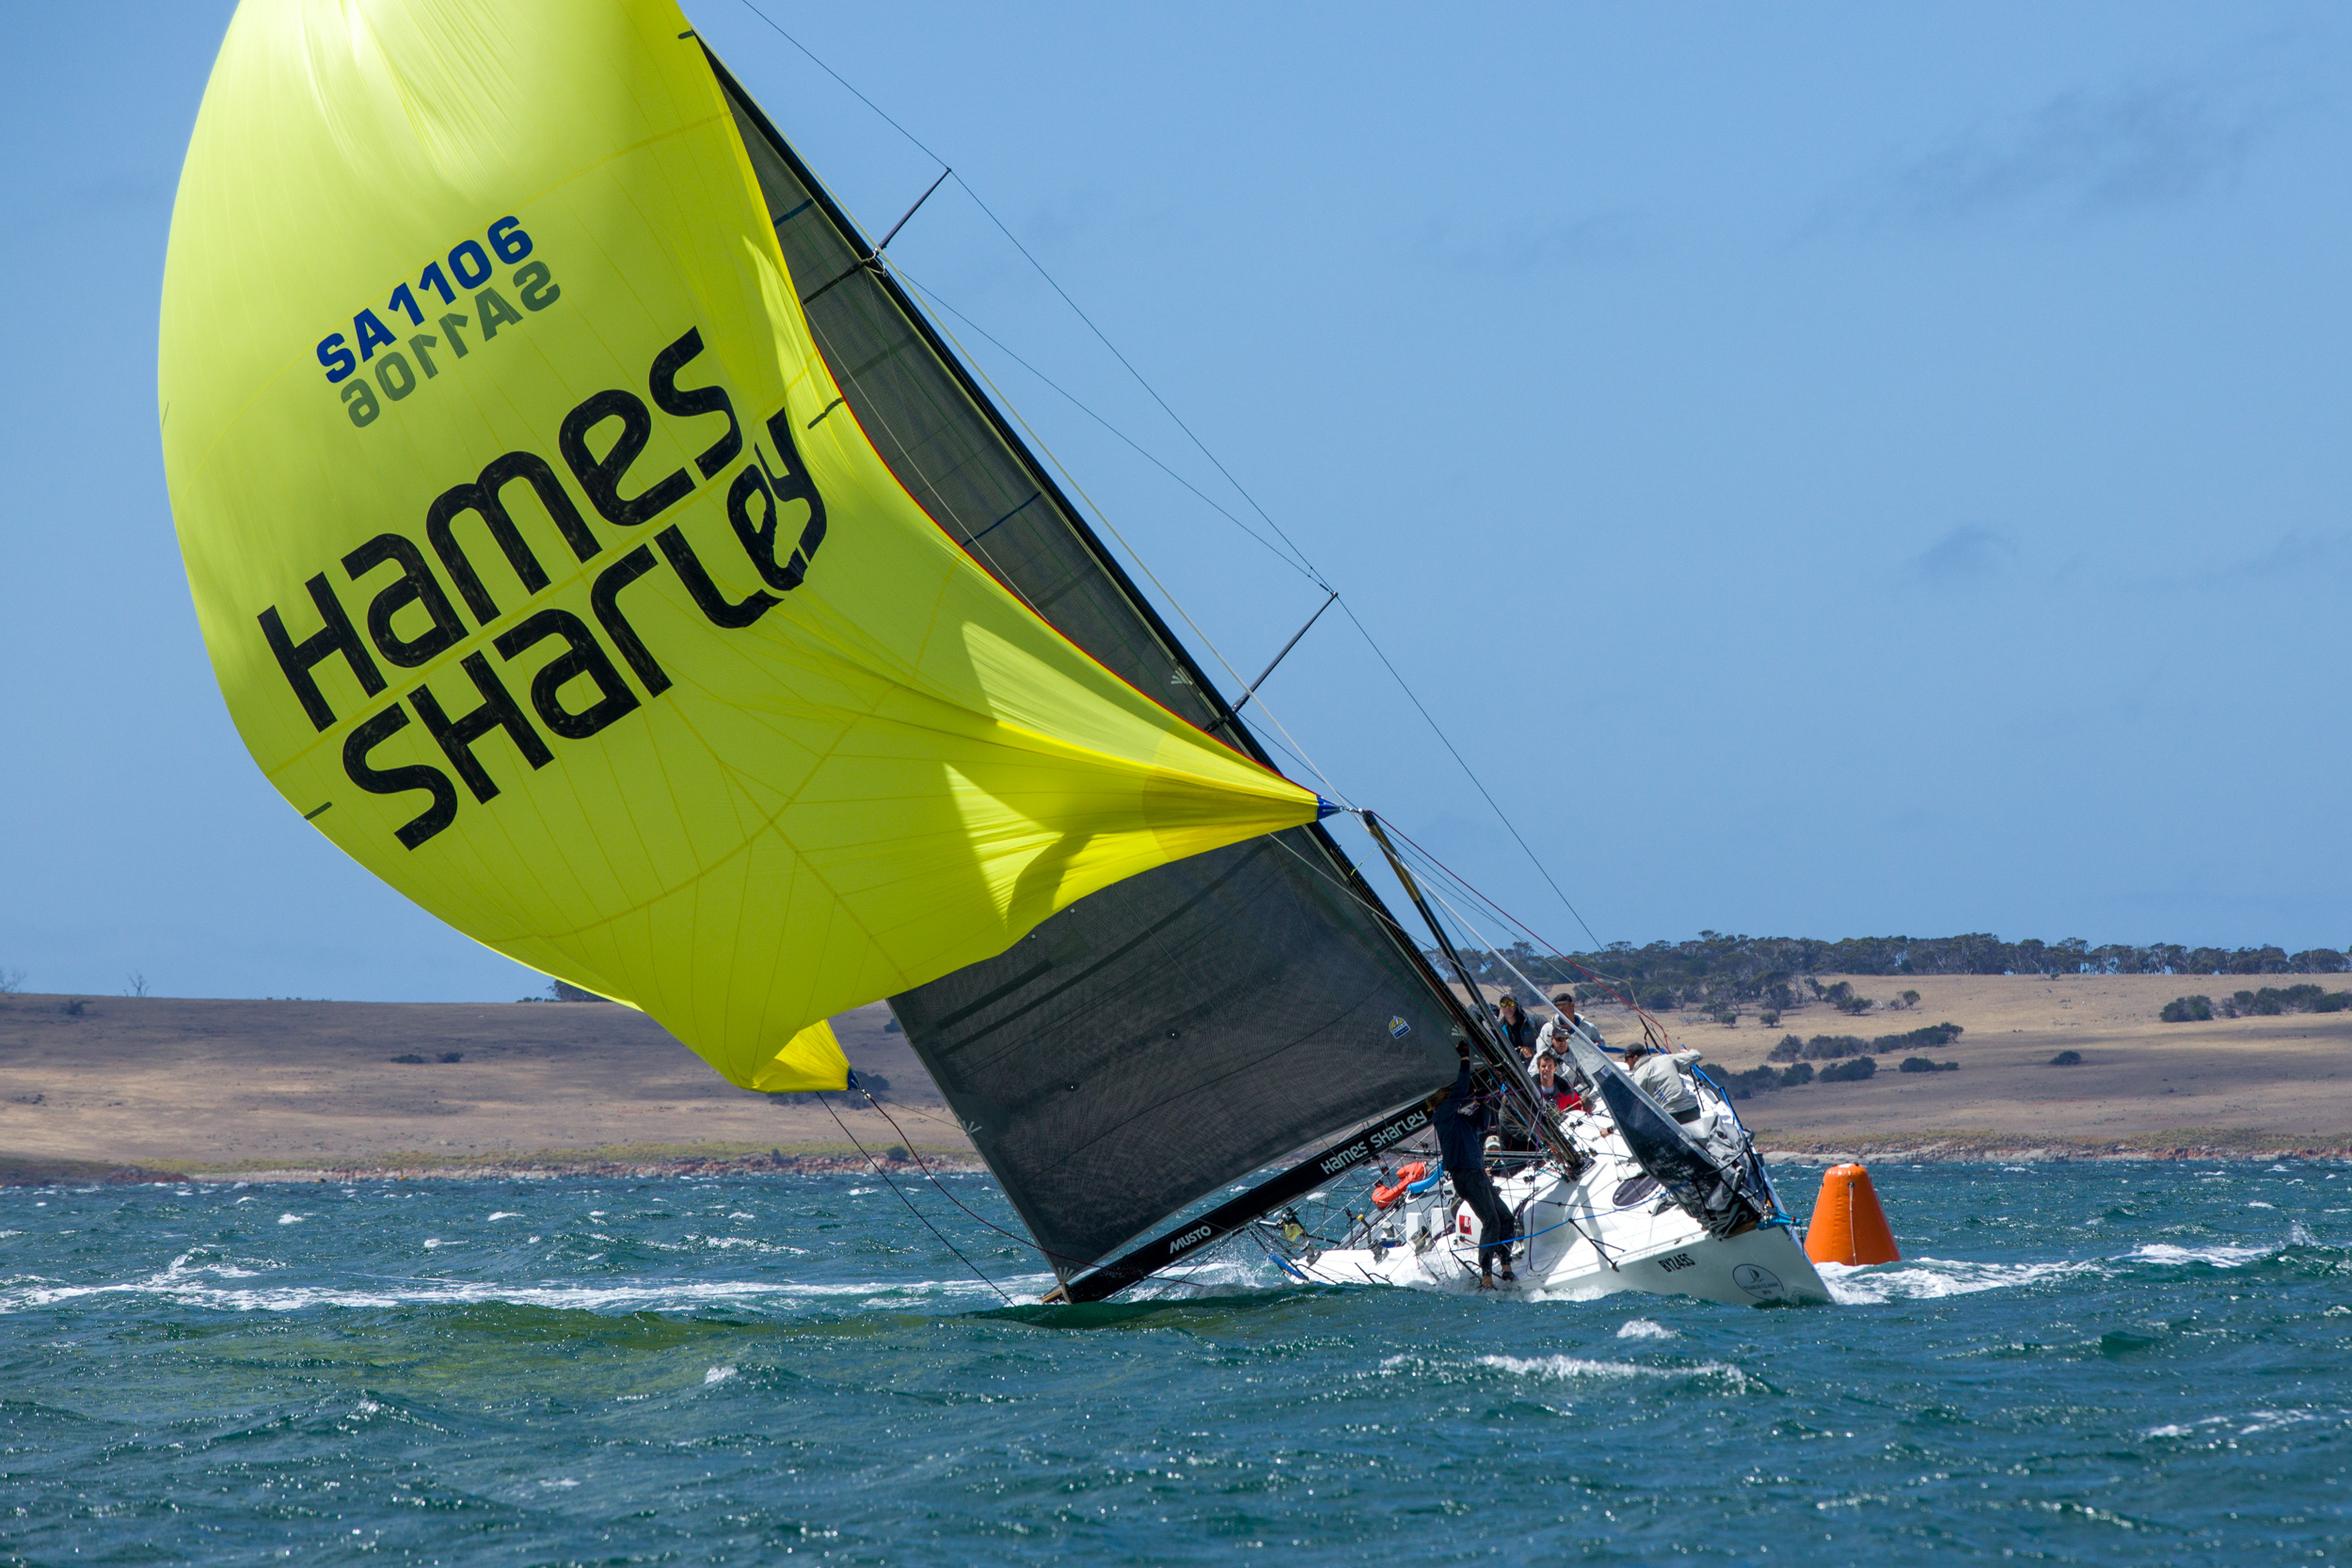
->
[1624,1038,1707,1123]
[1533,1050,1580,1113]
[1495,993,1536,1064]
[1434,1039,1518,1287]
[1538,990,1599,1054]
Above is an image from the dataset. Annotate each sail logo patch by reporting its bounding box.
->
[316,216,557,428]
[1167,1224,1215,1256]
[261,325,828,850]
[1388,1016,1411,1038]
[1318,1106,1431,1176]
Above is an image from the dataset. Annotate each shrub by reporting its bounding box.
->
[1871,1022,1963,1053]
[1817,1056,1877,1083]
[437,1052,463,1063]
[1821,981,1875,1015]
[1777,1062,1815,1087]
[1725,1065,1785,1100]
[389,1053,426,1064]
[885,1145,910,1162]
[2160,994,2214,1022]
[1899,989,1921,1009]
[1757,1008,1781,1028]
[1899,1056,1959,1074]
[2050,1050,2082,1066]
[1801,1034,1868,1060]
[2222,985,2352,1018]
[1768,1034,1804,1063]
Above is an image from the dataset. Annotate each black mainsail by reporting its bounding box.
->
[708,54,1471,1289]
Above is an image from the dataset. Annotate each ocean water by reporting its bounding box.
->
[3,1163,2347,1564]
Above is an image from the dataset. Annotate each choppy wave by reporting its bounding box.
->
[1822,1226,2337,1305]
[1820,1258,2104,1305]
[0,1250,1042,1316]
[1478,1353,1763,1393]
[2127,1242,2274,1268]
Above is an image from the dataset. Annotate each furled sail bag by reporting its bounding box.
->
[157,0,1318,1090]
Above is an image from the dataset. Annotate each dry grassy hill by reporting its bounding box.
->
[1575,972,2352,1158]
[3,972,2344,1181]
[0,992,969,1181]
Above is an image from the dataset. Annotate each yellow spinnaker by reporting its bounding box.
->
[158,0,1319,1090]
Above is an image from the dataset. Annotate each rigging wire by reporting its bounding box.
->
[1333,600,1604,953]
[1375,819,1675,1044]
[730,0,1605,946]
[850,1085,1096,1275]
[885,263,1322,584]
[731,0,951,167]
[820,1090,1012,1303]
[895,269,1353,808]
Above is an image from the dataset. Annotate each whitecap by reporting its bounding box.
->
[487,1212,521,1222]
[2249,1201,2276,1210]
[727,1212,755,1221]
[1616,1318,1676,1340]
[1480,1354,1655,1379]
[704,1365,737,1385]
[278,1213,304,1225]
[2129,1242,2271,1268]
[1820,1258,2101,1305]
[422,1239,443,1249]
[847,1187,879,1196]
[0,1272,1025,1316]
[1478,1353,1757,1392]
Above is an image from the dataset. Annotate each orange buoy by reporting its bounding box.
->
[1804,1163,1900,1266]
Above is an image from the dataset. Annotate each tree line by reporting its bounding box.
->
[1433,932,2351,1014]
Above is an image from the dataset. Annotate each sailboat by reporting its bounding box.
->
[159,0,1827,1309]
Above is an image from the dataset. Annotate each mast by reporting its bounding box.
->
[1360,813,1582,1171]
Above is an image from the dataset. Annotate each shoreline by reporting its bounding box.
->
[4,1134,2344,1188]
[0,1146,990,1187]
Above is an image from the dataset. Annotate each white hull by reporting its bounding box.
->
[1291,1119,1831,1308]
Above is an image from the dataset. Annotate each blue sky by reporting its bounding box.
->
[3,2,2345,1000]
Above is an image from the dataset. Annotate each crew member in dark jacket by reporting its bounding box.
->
[1495,994,1536,1065]
[1435,1041,1517,1286]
